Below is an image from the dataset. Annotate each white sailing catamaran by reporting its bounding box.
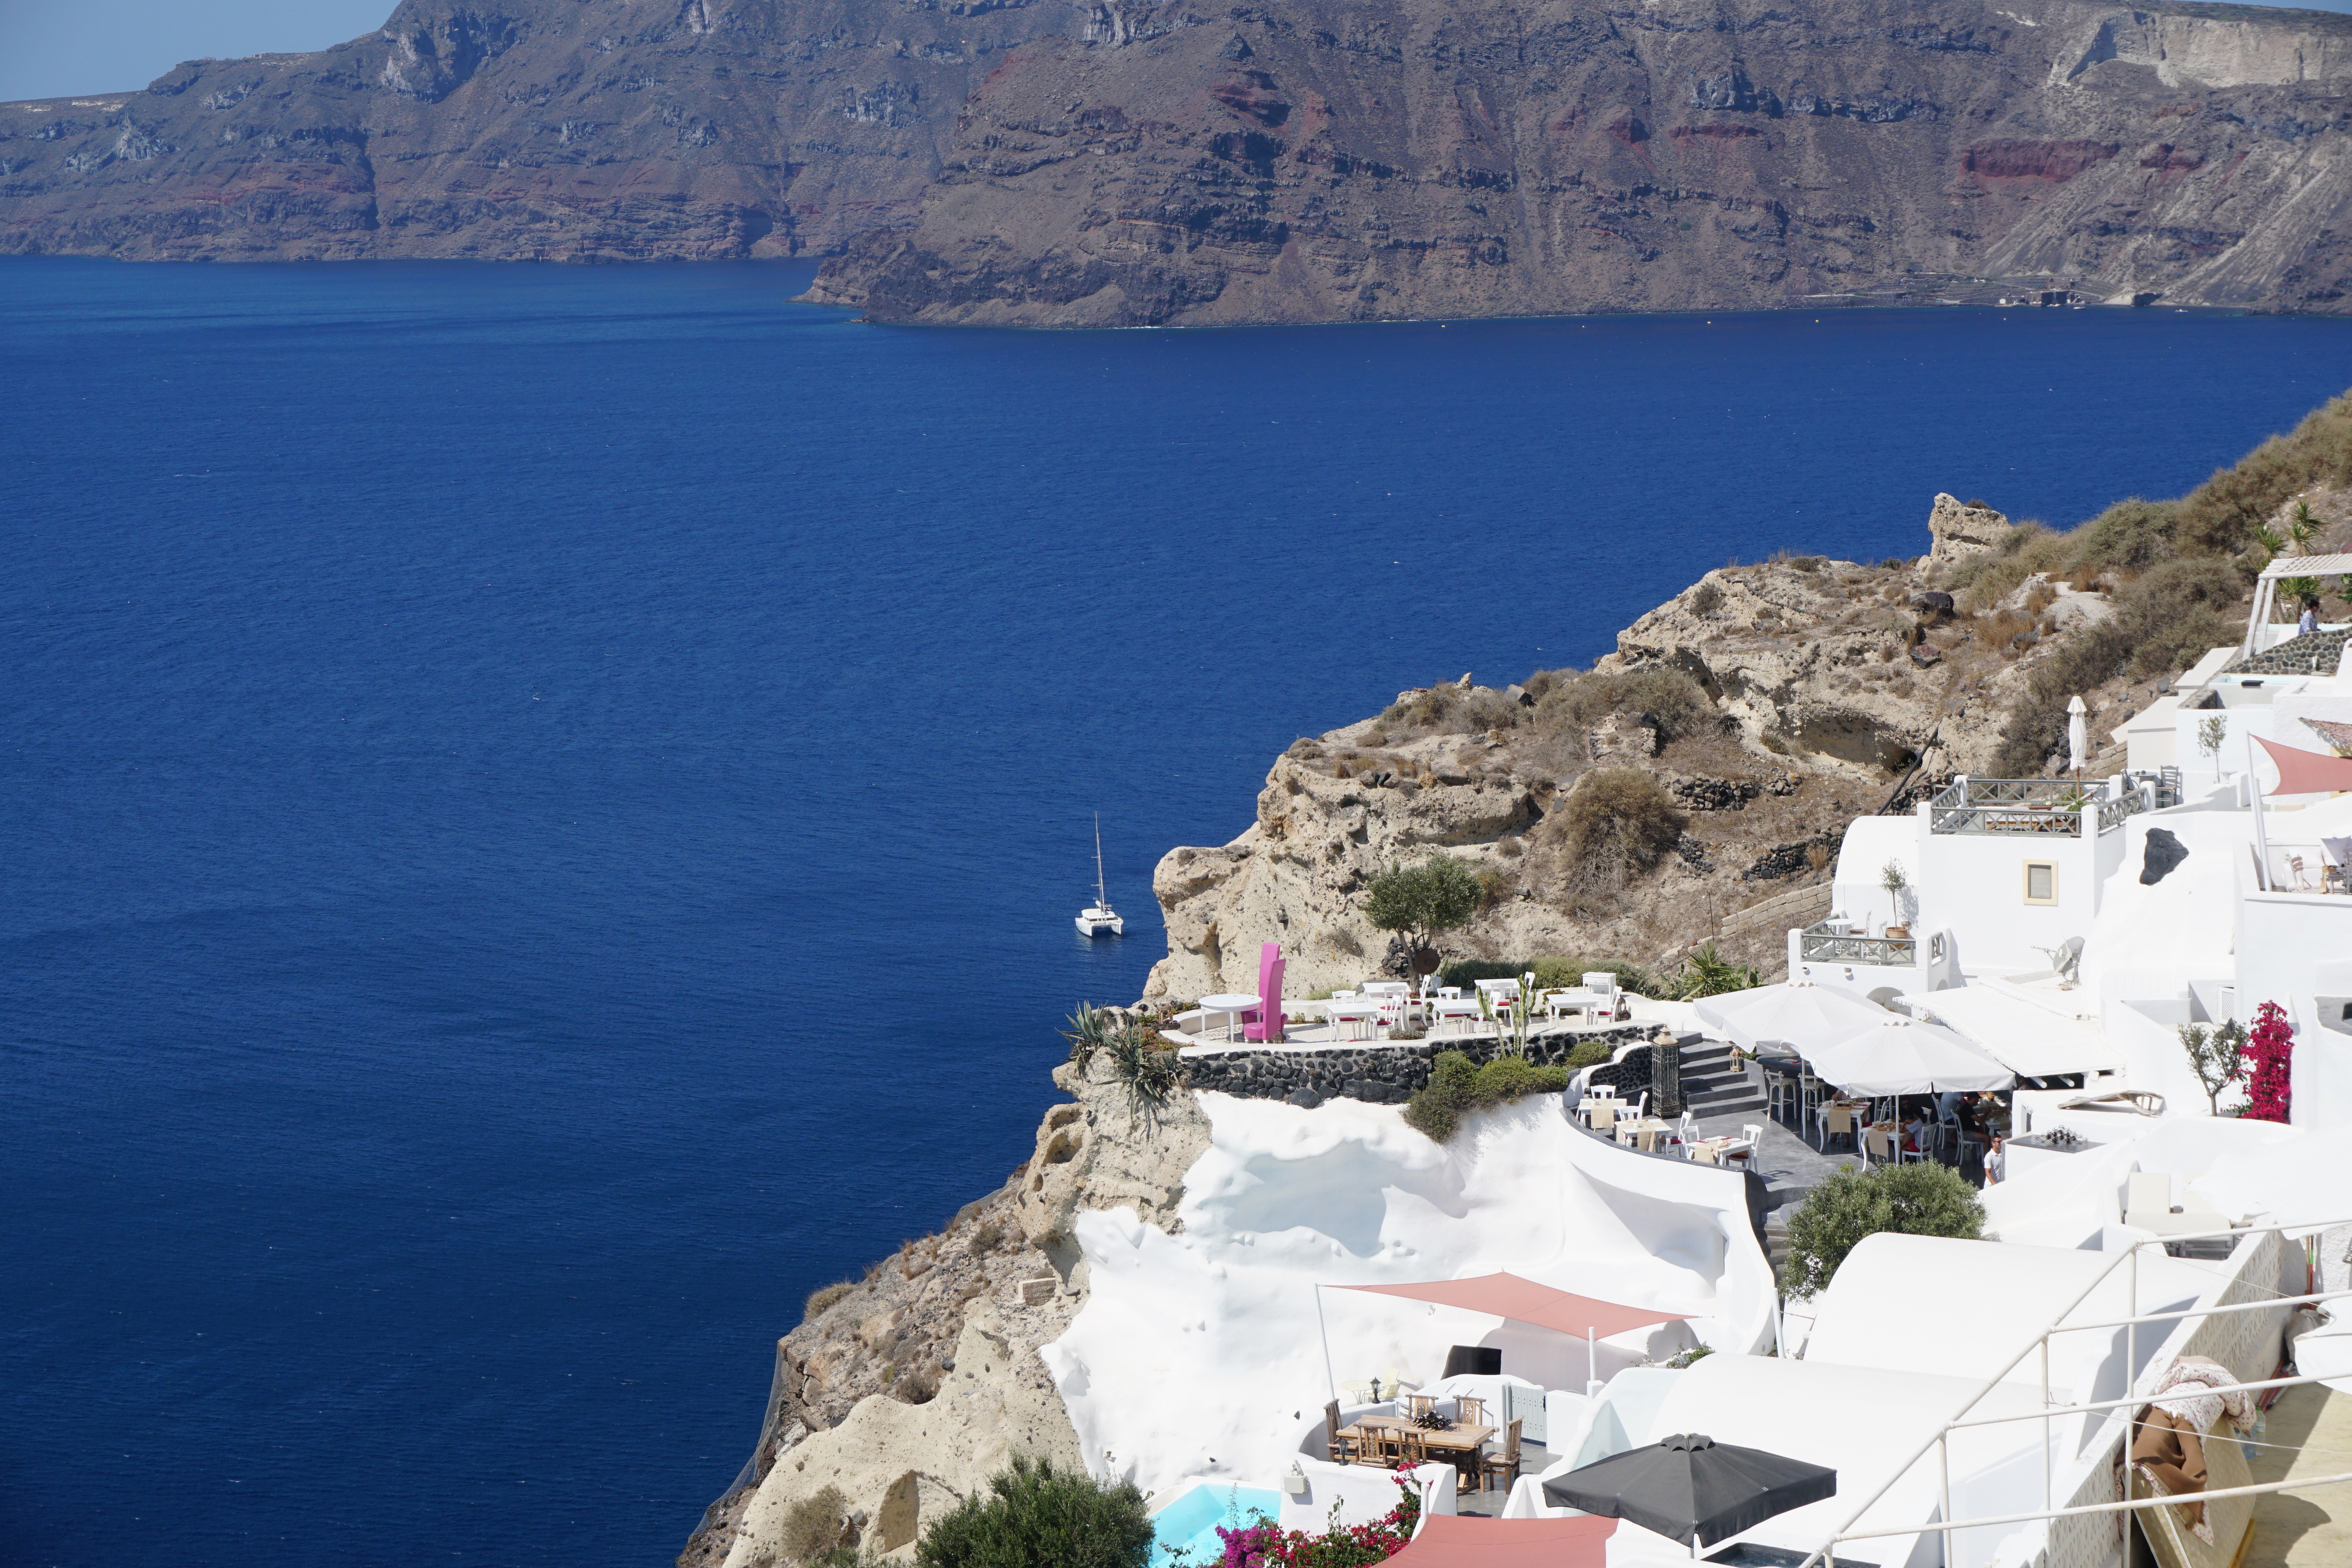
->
[1075,814,1124,937]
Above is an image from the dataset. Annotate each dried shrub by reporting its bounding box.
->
[1990,556,2250,774]
[2174,392,2352,554]
[779,1485,853,1566]
[803,1281,856,1322]
[893,1362,941,1406]
[1532,667,1718,750]
[1475,867,1512,907]
[1552,770,1689,900]
[967,1221,1004,1257]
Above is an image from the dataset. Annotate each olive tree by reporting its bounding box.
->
[1779,1162,1985,1299]
[1364,854,1484,978]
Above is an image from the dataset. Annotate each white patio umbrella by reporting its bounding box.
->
[1802,1015,2014,1095]
[2067,694,2089,775]
[1691,982,1887,1054]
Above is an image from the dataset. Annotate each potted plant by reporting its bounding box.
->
[1880,861,1913,937]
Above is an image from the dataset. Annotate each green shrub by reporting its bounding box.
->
[1565,1040,1613,1069]
[915,1453,1153,1568]
[1525,955,1666,997]
[2064,497,2179,574]
[1553,770,1688,896]
[1437,958,1528,992]
[1779,1162,1986,1299]
[1402,1051,1570,1142]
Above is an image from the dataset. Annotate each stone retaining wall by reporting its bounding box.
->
[1181,1024,1661,1109]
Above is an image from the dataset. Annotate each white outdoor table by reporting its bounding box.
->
[1431,998,1484,1036]
[1327,999,1384,1041]
[1199,993,1261,1044]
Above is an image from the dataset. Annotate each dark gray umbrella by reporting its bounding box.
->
[1541,1432,1836,1554]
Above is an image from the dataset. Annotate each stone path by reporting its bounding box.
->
[2245,1385,2352,1565]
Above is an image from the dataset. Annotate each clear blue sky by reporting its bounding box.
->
[1,2,395,102]
[8,0,2352,103]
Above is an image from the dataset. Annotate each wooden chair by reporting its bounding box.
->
[1354,1420,1396,1466]
[1395,1429,1429,1469]
[1324,1399,1357,1465]
[1481,1419,1524,1492]
[1451,1396,1486,1427]
[1403,1393,1438,1421]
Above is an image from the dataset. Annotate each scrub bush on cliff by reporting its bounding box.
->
[1779,1162,1984,1299]
[914,1453,1153,1568]
[1402,1051,1569,1142]
[1551,770,1687,907]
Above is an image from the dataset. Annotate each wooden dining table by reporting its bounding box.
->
[1337,1415,1496,1477]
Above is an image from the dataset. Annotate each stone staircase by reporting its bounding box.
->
[1679,1039,1769,1121]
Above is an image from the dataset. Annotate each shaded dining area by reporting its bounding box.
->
[1693,981,2017,1184]
[1296,1272,1701,1514]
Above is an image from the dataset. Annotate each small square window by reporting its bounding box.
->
[2023,861,2057,904]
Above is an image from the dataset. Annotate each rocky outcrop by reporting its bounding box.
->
[1929,494,2012,563]
[681,1056,1210,1566]
[10,0,2352,326]
[1141,497,2126,1003]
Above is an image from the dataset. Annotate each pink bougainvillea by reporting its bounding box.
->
[1213,1467,1422,1567]
[2243,1000,2294,1123]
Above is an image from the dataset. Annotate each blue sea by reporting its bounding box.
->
[2,256,2346,1566]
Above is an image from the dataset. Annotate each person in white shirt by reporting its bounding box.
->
[1985,1135,2006,1185]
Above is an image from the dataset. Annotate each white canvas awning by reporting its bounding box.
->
[1897,986,2122,1080]
[1691,982,1887,1053]
[1803,1016,2014,1095]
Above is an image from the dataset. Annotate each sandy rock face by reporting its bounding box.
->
[1602,557,2033,781]
[1929,494,2012,562]
[1145,745,1548,1000]
[693,1059,1211,1567]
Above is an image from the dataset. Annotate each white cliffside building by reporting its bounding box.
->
[1789,571,2352,1122]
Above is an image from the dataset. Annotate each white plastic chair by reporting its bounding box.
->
[1716,1124,1762,1165]
[1582,973,1620,1022]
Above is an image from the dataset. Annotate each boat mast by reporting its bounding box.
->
[1094,813,1108,905]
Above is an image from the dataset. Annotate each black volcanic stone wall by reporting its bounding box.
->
[1182,1024,1661,1109]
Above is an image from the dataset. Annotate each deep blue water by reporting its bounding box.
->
[2,256,2347,1567]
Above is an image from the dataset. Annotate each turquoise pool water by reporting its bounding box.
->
[1151,1484,1284,1564]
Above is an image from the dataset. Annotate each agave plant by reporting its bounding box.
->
[1476,971,1541,1058]
[1672,942,1760,1000]
[1060,1002,1118,1072]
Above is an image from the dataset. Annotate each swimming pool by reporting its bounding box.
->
[1150,1483,1284,1564]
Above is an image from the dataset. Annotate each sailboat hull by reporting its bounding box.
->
[1075,911,1124,937]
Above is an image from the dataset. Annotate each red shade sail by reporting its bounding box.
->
[2256,735,2352,795]
[1381,1513,1617,1566]
[1337,1272,1688,1340]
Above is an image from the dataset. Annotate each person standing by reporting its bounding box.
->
[2300,597,2321,637]
[1985,1134,2006,1185]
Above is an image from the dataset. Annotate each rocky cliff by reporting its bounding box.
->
[680,1054,1211,1566]
[8,0,2352,326]
[1143,496,2144,1001]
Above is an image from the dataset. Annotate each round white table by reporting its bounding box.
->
[1199,993,1262,1044]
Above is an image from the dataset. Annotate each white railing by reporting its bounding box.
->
[1795,1218,2341,1568]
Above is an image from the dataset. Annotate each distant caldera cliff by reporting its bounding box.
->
[7,0,2352,325]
